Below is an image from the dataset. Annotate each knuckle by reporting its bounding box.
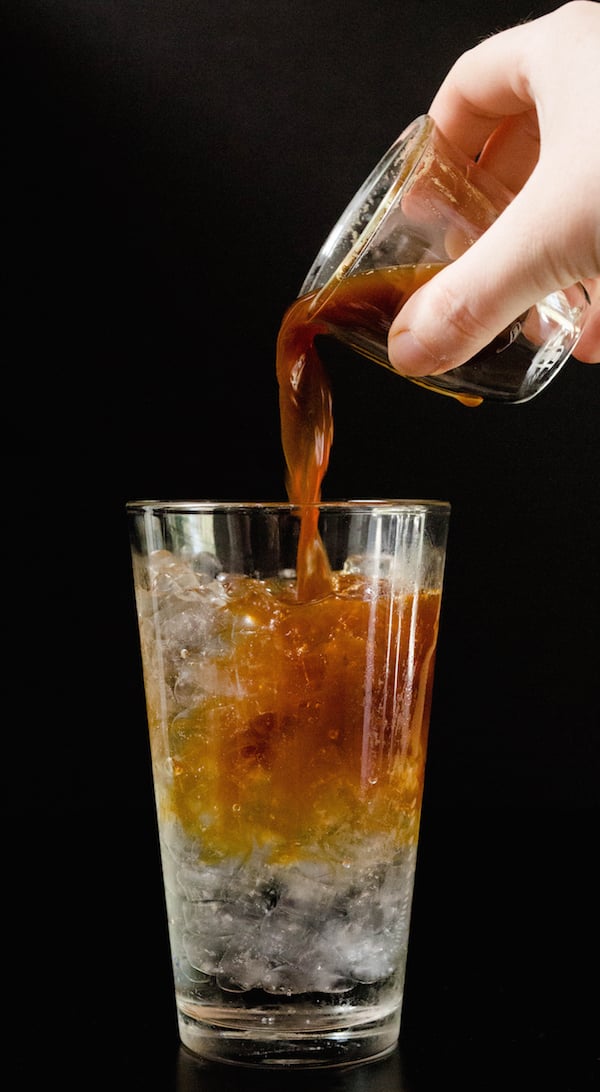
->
[433,280,496,351]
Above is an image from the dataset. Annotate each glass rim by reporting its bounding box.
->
[126,499,451,514]
[300,114,432,299]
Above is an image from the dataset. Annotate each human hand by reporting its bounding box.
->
[388,1,600,377]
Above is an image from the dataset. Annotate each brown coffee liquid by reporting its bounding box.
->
[167,571,440,857]
[276,264,442,598]
[148,267,446,856]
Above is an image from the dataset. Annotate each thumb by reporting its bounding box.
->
[387,182,574,376]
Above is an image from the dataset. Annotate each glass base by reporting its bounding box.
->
[178,1003,401,1069]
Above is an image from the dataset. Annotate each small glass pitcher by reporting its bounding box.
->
[300,115,589,405]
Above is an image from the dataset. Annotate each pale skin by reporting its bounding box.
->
[388,1,600,376]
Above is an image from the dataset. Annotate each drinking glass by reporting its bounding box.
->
[300,114,589,404]
[128,499,450,1068]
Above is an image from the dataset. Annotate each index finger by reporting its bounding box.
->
[428,19,537,158]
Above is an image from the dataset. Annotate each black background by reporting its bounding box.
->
[5,1,599,1089]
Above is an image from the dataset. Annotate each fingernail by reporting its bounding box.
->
[388,329,439,376]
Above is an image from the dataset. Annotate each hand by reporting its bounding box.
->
[388,1,600,377]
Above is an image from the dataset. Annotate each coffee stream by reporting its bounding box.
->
[276,265,441,598]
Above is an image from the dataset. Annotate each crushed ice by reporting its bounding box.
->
[162,823,415,997]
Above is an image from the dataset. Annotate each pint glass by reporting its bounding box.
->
[128,499,450,1068]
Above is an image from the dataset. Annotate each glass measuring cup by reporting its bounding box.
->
[300,115,589,405]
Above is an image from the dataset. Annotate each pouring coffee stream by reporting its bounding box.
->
[275,260,484,599]
[276,266,456,601]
